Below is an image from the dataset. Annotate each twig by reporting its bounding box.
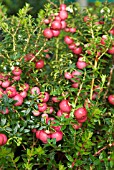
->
[47,0,58,8]
[90,56,98,100]
[56,37,59,61]
[103,54,114,100]
[75,71,86,105]
[93,146,107,156]
[30,39,47,62]
[93,143,114,157]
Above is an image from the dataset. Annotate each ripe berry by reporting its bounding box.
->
[51,20,62,30]
[64,36,74,45]
[59,11,68,20]
[73,47,82,55]
[74,107,87,122]
[108,95,114,105]
[13,94,23,106]
[59,99,72,113]
[35,60,44,69]
[43,28,53,39]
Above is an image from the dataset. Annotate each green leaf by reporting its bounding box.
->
[65,154,74,162]
[23,129,30,133]
[1,118,7,126]
[59,163,66,170]
[35,146,45,155]
[26,108,31,115]
[5,127,12,132]
[27,149,31,156]
[14,156,20,163]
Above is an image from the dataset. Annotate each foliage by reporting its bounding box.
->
[0,1,114,170]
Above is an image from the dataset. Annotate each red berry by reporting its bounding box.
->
[72,70,82,77]
[72,122,82,130]
[76,61,87,70]
[24,53,35,62]
[100,37,107,45]
[2,80,10,88]
[46,117,55,124]
[13,94,23,106]
[0,134,8,145]
[1,108,9,114]
[68,43,76,50]
[72,82,79,88]
[108,95,114,105]
[64,27,70,32]
[52,30,60,37]
[74,107,87,122]
[69,27,76,33]
[77,116,87,123]
[32,110,41,116]
[59,11,68,20]
[109,28,114,35]
[61,20,67,29]
[38,103,47,112]
[51,20,62,30]
[55,16,61,21]
[12,75,21,81]
[43,28,53,39]
[22,83,29,91]
[72,47,82,55]
[35,59,44,69]
[64,36,74,45]
[44,18,50,24]
[59,100,72,113]
[39,130,50,143]
[52,96,60,103]
[108,46,114,54]
[83,16,90,22]
[36,130,41,139]
[20,91,27,98]
[31,87,40,95]
[64,72,72,79]
[0,135,4,145]
[51,131,63,142]
[39,92,50,103]
[57,109,69,118]
[52,125,61,132]
[92,92,98,100]
[41,113,48,119]
[6,86,16,98]
[45,106,54,114]
[12,67,22,76]
[31,128,37,133]
[0,80,2,85]
[60,4,66,11]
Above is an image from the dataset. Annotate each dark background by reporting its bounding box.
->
[1,0,113,17]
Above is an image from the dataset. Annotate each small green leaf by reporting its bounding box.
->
[65,154,74,162]
[59,163,66,170]
[1,118,7,126]
[23,129,30,133]
[26,108,31,114]
[35,146,45,155]
[5,127,12,132]
[14,156,20,163]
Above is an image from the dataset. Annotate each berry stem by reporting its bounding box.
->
[30,39,47,62]
[47,0,58,8]
[75,71,86,105]
[56,37,59,61]
[93,142,114,157]
[90,56,98,100]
